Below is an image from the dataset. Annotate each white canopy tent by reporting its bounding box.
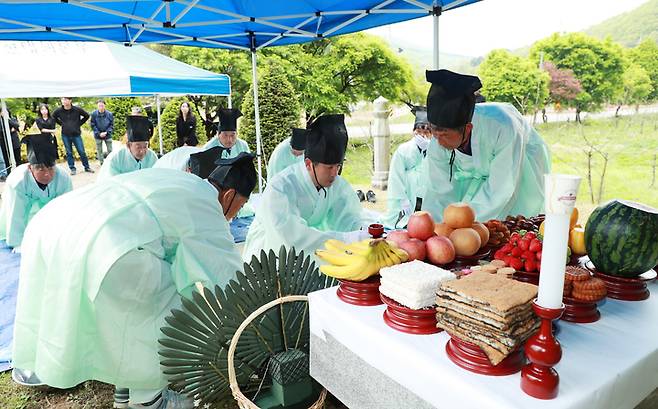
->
[0,40,232,169]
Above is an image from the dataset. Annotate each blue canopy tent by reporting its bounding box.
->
[0,40,232,163]
[0,0,481,192]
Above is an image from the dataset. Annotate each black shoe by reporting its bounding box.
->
[366,190,377,203]
[356,190,365,202]
[70,169,77,175]
[84,168,95,173]
[0,175,6,182]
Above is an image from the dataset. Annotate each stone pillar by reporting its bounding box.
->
[371,96,391,190]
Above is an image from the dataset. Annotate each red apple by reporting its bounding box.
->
[386,230,410,247]
[398,239,427,262]
[407,211,435,241]
[426,236,456,265]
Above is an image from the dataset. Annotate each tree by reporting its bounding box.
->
[543,61,583,109]
[169,46,251,140]
[628,39,658,101]
[149,97,199,153]
[618,62,653,113]
[105,97,139,140]
[478,49,549,115]
[530,33,625,122]
[240,64,301,180]
[264,33,418,123]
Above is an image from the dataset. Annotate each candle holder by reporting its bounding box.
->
[336,275,383,306]
[368,223,384,238]
[521,300,565,400]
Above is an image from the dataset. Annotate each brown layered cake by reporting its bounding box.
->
[436,272,540,365]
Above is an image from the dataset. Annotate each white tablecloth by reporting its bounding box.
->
[309,281,658,409]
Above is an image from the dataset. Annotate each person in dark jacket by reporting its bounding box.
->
[175,101,198,147]
[52,97,93,175]
[0,108,23,176]
[34,103,59,160]
[90,99,114,165]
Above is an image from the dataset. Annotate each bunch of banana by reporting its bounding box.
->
[316,238,409,281]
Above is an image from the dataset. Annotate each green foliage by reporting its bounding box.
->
[478,49,549,114]
[240,64,301,179]
[585,0,658,47]
[264,33,418,122]
[169,46,251,140]
[105,97,139,140]
[628,39,658,100]
[149,97,198,153]
[530,33,625,114]
[619,62,653,108]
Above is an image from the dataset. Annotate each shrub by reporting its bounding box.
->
[240,64,301,179]
[105,97,139,140]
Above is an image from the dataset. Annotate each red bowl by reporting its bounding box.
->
[368,223,384,238]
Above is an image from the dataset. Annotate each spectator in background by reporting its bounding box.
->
[0,108,23,174]
[52,97,93,175]
[90,99,114,165]
[35,104,58,150]
[176,101,198,147]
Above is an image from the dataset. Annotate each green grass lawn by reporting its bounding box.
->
[342,113,658,219]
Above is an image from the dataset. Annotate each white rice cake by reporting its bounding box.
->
[379,260,456,309]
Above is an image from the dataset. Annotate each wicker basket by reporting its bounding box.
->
[227,295,327,409]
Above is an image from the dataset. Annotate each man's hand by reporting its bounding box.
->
[100,132,107,139]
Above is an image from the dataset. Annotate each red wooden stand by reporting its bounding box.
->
[561,296,600,323]
[445,335,525,376]
[521,301,564,400]
[336,275,383,306]
[589,268,655,301]
[380,295,440,335]
[514,270,540,286]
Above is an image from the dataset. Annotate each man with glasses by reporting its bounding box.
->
[97,116,157,181]
[421,69,550,222]
[383,105,431,228]
[0,134,72,251]
[242,114,367,263]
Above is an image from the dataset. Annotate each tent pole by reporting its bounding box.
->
[228,95,232,109]
[251,49,263,193]
[0,99,16,170]
[432,11,440,70]
[156,94,163,156]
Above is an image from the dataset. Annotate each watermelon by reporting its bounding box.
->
[585,200,658,278]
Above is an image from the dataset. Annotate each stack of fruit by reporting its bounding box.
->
[316,238,408,282]
[492,231,543,273]
[503,215,540,234]
[386,203,490,266]
[483,219,511,249]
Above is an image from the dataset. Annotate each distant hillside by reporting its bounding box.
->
[585,0,658,47]
[374,35,481,75]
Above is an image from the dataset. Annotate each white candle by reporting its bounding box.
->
[537,213,570,308]
[537,174,582,309]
